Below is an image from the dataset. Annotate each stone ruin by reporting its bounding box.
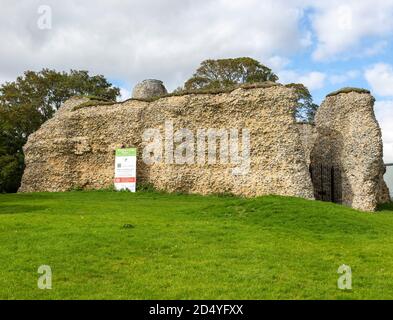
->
[19,80,391,211]
[132,79,167,99]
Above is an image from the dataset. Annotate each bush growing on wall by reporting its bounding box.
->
[183,57,278,90]
[182,57,318,123]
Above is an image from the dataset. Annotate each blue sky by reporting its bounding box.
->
[1,0,393,161]
[292,39,393,104]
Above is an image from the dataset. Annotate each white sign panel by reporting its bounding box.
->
[114,148,137,192]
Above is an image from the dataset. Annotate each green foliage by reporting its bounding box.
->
[0,69,120,193]
[165,81,279,98]
[285,83,319,123]
[183,57,278,90]
[1,191,393,299]
[326,87,371,97]
[72,99,115,111]
[0,154,24,193]
[0,118,25,193]
[214,191,236,198]
[78,82,279,107]
[181,58,317,123]
[137,182,157,193]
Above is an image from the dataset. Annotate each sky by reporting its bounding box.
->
[1,0,393,162]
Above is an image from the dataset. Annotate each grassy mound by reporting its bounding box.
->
[0,191,392,299]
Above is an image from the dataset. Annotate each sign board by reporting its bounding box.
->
[114,148,137,192]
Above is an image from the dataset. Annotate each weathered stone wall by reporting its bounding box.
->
[132,79,167,99]
[311,90,390,211]
[19,84,390,211]
[19,86,315,200]
[296,123,317,167]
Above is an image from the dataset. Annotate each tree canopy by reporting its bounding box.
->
[0,69,119,193]
[182,57,318,123]
[184,57,278,90]
[285,83,319,123]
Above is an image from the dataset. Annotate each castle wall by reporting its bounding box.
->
[19,85,390,211]
[311,90,390,211]
[296,123,317,167]
[19,86,315,199]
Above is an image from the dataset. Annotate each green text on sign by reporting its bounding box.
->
[116,148,137,157]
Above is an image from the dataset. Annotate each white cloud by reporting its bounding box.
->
[119,87,132,101]
[299,72,326,90]
[266,56,291,71]
[375,100,393,163]
[278,70,326,90]
[330,70,360,85]
[310,0,393,61]
[365,63,393,97]
[0,0,311,92]
[1,0,392,92]
[0,74,15,86]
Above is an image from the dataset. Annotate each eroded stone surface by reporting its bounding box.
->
[132,79,167,99]
[19,86,390,211]
[19,86,314,200]
[311,91,390,211]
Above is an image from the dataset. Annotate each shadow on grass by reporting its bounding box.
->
[377,201,393,212]
[0,205,47,215]
[0,192,56,201]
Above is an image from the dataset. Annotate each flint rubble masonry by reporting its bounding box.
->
[311,90,390,211]
[19,84,390,211]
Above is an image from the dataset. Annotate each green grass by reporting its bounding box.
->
[0,191,393,300]
[326,87,371,97]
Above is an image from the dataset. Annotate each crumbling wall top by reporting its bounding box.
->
[326,87,371,98]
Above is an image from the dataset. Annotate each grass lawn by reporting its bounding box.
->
[0,190,393,300]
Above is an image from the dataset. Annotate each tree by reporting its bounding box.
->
[285,83,319,123]
[182,57,318,123]
[0,69,120,193]
[0,120,24,193]
[183,57,278,90]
